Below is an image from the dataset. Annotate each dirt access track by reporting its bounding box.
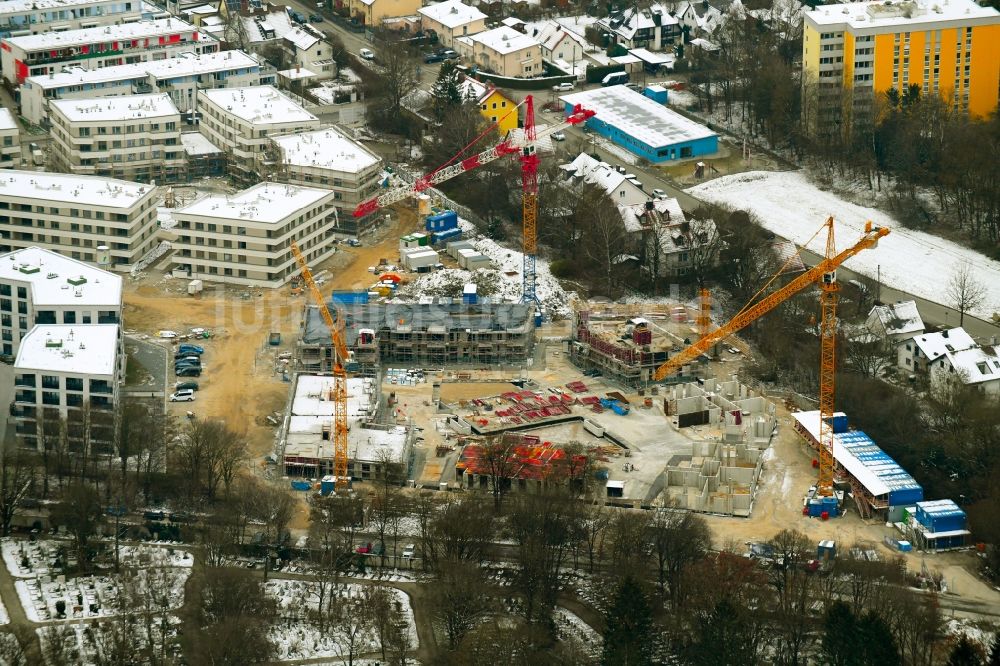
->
[123,209,422,459]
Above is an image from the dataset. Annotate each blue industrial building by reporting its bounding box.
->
[560,86,717,163]
[912,499,970,551]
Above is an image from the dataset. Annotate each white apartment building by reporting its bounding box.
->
[0,0,143,38]
[198,85,319,185]
[0,17,216,85]
[20,49,271,126]
[0,245,122,357]
[0,169,160,267]
[49,93,184,183]
[0,108,21,168]
[272,126,382,235]
[171,182,339,287]
[418,0,488,48]
[13,323,123,454]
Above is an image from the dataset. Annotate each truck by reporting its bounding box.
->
[268,332,281,346]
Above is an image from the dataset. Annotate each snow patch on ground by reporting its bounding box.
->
[3,539,192,579]
[944,618,996,653]
[688,170,1000,319]
[554,606,602,657]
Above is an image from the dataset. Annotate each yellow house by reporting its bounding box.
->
[802,0,1000,129]
[460,77,519,134]
[349,0,422,27]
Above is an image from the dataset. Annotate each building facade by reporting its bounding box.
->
[418,0,487,48]
[802,0,1000,132]
[0,170,160,267]
[0,0,144,38]
[170,182,339,287]
[197,85,320,185]
[458,27,542,78]
[347,0,421,27]
[282,25,336,81]
[272,126,382,236]
[596,4,682,51]
[20,49,271,126]
[0,246,122,357]
[0,17,216,85]
[48,93,184,183]
[13,323,123,454]
[0,108,21,168]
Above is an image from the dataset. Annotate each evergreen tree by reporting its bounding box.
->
[430,62,464,122]
[858,611,900,666]
[989,634,1000,666]
[821,601,860,666]
[602,575,652,666]
[947,635,984,666]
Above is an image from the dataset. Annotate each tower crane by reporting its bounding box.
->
[653,218,889,496]
[290,240,351,491]
[353,97,595,304]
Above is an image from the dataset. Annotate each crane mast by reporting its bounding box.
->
[521,95,539,305]
[290,241,350,491]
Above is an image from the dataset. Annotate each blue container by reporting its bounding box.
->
[320,476,336,496]
[330,290,369,305]
[291,481,312,491]
[643,85,668,104]
[534,311,543,327]
[915,500,966,532]
[426,210,459,232]
[829,414,849,433]
[431,227,463,245]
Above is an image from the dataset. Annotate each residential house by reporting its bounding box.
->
[418,0,487,48]
[619,199,719,278]
[597,4,682,52]
[0,0,144,38]
[348,0,422,27]
[898,327,974,375]
[281,25,336,81]
[457,27,542,78]
[866,300,924,343]
[560,153,647,206]
[460,76,519,133]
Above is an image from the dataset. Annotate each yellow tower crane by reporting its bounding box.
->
[290,241,351,491]
[653,218,889,496]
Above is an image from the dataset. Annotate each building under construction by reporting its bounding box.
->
[299,300,535,371]
[457,433,589,493]
[570,308,674,387]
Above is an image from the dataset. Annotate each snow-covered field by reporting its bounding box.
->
[688,171,1000,319]
[396,217,576,320]
[267,579,418,661]
[3,539,192,579]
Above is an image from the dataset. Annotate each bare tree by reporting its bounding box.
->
[946,262,987,326]
[845,335,895,378]
[422,493,494,569]
[648,506,711,609]
[478,434,524,512]
[51,482,103,571]
[427,558,491,649]
[366,38,418,135]
[579,185,630,298]
[0,444,33,536]
[766,529,817,666]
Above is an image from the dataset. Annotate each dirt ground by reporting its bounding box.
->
[654,136,783,185]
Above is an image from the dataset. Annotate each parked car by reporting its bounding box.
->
[346,238,362,247]
[440,49,458,60]
[289,9,306,23]
[625,82,642,92]
[174,360,202,370]
[175,366,202,377]
[359,48,375,60]
[652,188,668,200]
[402,543,416,558]
[169,511,194,523]
[143,510,165,521]
[552,81,574,92]
[170,389,196,402]
[175,354,201,363]
[158,330,178,339]
[601,71,629,87]
[424,52,445,64]
[309,12,323,21]
[178,344,204,355]
[551,131,566,141]
[175,381,199,391]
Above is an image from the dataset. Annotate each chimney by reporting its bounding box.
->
[942,330,949,338]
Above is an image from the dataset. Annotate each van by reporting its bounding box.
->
[601,71,629,87]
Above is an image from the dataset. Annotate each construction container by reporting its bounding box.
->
[187,279,203,295]
[817,539,836,560]
[290,480,311,491]
[358,328,376,345]
[403,249,440,271]
[320,475,336,496]
[463,283,478,304]
[446,240,476,259]
[399,232,429,249]
[330,290,369,305]
[915,499,966,533]
[807,497,839,518]
[829,413,849,433]
[643,84,668,104]
[431,227,462,245]
[426,210,458,232]
[458,251,491,270]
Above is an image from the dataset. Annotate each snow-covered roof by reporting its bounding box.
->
[470,27,539,54]
[278,67,318,81]
[176,182,331,224]
[50,93,178,123]
[867,300,923,337]
[500,16,524,27]
[689,37,721,51]
[560,153,633,195]
[617,197,686,233]
[200,85,318,126]
[0,0,126,16]
[792,410,922,499]
[0,108,16,131]
[806,0,998,29]
[599,3,678,40]
[284,25,321,51]
[560,86,716,147]
[911,327,975,363]
[629,48,675,66]
[0,170,154,209]
[25,50,262,90]
[4,17,204,51]
[180,131,221,156]
[942,345,1000,385]
[15,324,119,376]
[419,0,487,29]
[0,246,122,308]
[522,19,588,52]
[240,10,294,43]
[554,14,598,38]
[458,76,490,101]
[291,375,376,425]
[273,126,381,174]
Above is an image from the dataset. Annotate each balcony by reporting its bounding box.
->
[14,391,35,404]
[89,381,113,394]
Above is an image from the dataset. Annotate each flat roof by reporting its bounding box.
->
[0,108,16,131]
[470,27,538,54]
[806,0,999,29]
[180,131,221,156]
[0,169,154,209]
[50,93,178,122]
[15,324,119,376]
[25,50,261,90]
[200,85,318,126]
[4,17,202,51]
[291,375,377,426]
[0,246,122,307]
[560,86,716,147]
[419,0,487,29]
[0,0,127,16]
[273,126,381,174]
[792,411,922,499]
[176,182,331,224]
